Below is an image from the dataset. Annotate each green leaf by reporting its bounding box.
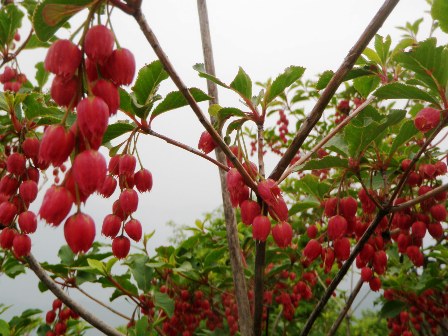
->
[316,70,334,90]
[135,317,150,336]
[24,34,53,50]
[295,174,331,200]
[58,245,75,266]
[105,258,118,274]
[380,300,407,318]
[216,107,246,129]
[153,291,174,318]
[0,4,24,47]
[353,75,380,98]
[204,248,226,268]
[87,258,106,275]
[389,120,418,156]
[266,66,305,103]
[33,0,93,42]
[102,122,135,144]
[374,35,392,64]
[132,61,169,106]
[394,38,448,93]
[363,47,382,64]
[344,109,406,157]
[193,63,228,88]
[374,83,440,105]
[0,320,10,336]
[296,156,348,172]
[125,255,153,292]
[324,133,349,157]
[225,118,249,136]
[432,0,448,33]
[230,67,252,99]
[289,197,321,215]
[151,88,211,120]
[34,62,50,89]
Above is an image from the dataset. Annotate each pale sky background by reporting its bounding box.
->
[1,0,447,332]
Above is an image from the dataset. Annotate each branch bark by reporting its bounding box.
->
[26,253,125,336]
[196,1,253,335]
[131,6,257,192]
[327,279,363,336]
[269,0,400,181]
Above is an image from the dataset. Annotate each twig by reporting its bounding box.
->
[390,183,448,212]
[254,124,267,336]
[278,96,375,183]
[269,0,400,182]
[298,210,388,336]
[0,29,33,68]
[327,279,363,336]
[74,284,132,321]
[131,6,257,191]
[26,253,125,336]
[140,128,229,171]
[196,1,253,335]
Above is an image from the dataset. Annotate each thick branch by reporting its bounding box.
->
[26,253,125,336]
[196,1,253,335]
[131,8,257,191]
[269,0,400,181]
[327,279,363,336]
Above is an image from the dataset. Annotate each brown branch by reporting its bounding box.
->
[299,209,388,336]
[0,28,33,68]
[131,7,257,191]
[253,124,267,336]
[269,0,400,182]
[74,284,132,321]
[327,279,363,336]
[26,253,125,336]
[140,128,230,172]
[196,1,253,335]
[391,183,448,212]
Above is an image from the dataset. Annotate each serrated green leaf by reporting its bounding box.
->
[394,38,448,93]
[151,88,211,120]
[296,156,348,172]
[363,47,382,64]
[316,70,334,90]
[380,300,407,318]
[374,35,392,64]
[132,61,169,106]
[33,0,93,42]
[266,66,305,103]
[432,0,448,33]
[345,109,406,157]
[208,104,221,117]
[0,4,24,48]
[102,122,135,144]
[204,248,226,268]
[324,133,349,157]
[225,118,248,136]
[230,67,252,99]
[193,63,228,88]
[216,107,246,128]
[353,75,380,98]
[154,291,174,318]
[374,82,440,105]
[389,120,418,156]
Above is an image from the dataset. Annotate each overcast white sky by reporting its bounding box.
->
[2,0,447,331]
